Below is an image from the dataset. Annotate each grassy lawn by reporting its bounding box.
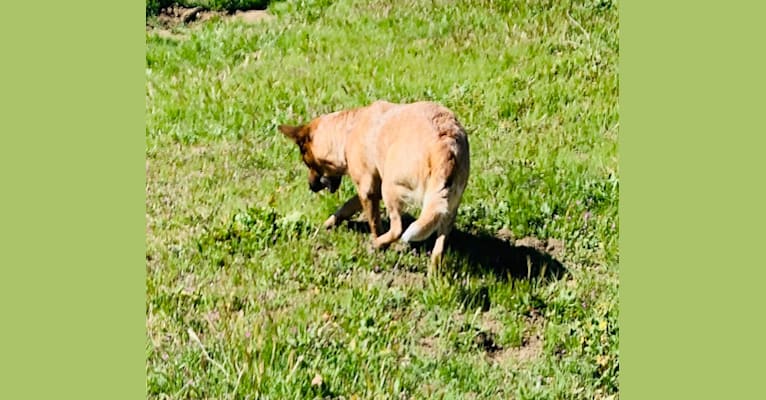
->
[145,0,619,398]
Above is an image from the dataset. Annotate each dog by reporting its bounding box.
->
[278,100,470,274]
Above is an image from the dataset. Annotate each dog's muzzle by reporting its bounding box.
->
[309,175,341,193]
[320,176,341,193]
[309,178,324,193]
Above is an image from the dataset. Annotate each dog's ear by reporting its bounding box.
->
[278,124,306,143]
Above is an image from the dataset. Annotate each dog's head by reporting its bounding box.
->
[278,123,343,194]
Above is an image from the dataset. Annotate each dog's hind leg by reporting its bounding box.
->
[323,195,362,229]
[428,211,456,276]
[372,183,406,249]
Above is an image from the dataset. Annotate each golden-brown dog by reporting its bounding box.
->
[278,101,470,274]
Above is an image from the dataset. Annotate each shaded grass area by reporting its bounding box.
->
[146,0,619,398]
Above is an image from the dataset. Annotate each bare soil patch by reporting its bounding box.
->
[496,227,565,258]
[512,235,565,258]
[488,316,545,366]
[147,4,274,37]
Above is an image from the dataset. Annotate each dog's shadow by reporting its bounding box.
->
[343,214,568,281]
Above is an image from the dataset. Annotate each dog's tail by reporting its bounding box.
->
[401,191,449,243]
[401,119,469,243]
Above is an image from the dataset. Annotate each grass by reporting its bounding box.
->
[145,0,619,398]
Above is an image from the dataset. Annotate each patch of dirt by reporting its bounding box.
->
[474,312,544,363]
[494,331,543,364]
[489,316,545,366]
[412,310,545,365]
[512,235,565,258]
[494,227,565,258]
[151,5,215,28]
[147,4,274,35]
[495,227,515,242]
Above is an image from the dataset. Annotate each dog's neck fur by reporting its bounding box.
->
[312,107,365,174]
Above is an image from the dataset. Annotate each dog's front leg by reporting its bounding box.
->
[323,195,362,229]
[360,195,382,238]
[352,177,382,238]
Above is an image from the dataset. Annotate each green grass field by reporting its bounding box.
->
[146,0,619,398]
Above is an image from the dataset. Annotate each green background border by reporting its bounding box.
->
[620,1,766,398]
[0,1,145,399]
[1,1,765,398]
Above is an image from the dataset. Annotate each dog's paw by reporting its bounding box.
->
[372,238,390,250]
[322,215,337,230]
